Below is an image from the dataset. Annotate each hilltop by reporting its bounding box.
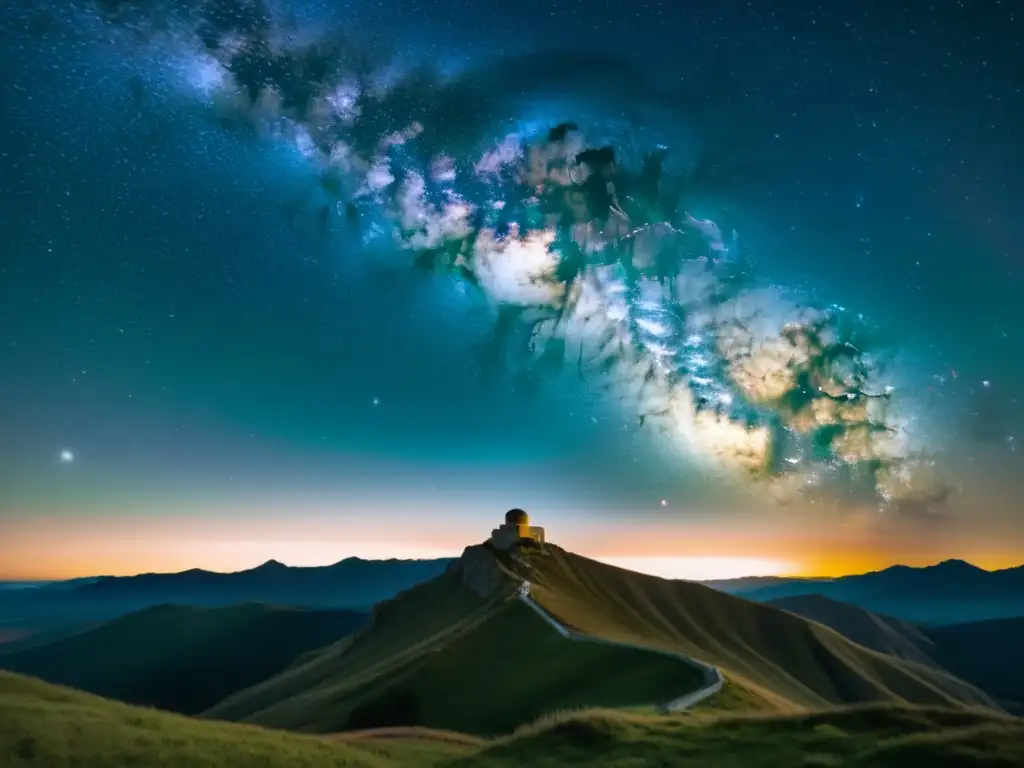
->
[4,670,1024,768]
[0,603,367,715]
[505,544,997,711]
[208,541,998,736]
[206,549,705,735]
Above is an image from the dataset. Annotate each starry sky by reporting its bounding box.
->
[0,0,1021,581]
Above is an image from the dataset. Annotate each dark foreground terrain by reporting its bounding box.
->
[4,671,1024,767]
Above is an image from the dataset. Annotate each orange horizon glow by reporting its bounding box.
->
[3,547,1021,583]
[3,508,1022,582]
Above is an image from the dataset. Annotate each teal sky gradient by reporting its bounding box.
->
[1,0,1021,579]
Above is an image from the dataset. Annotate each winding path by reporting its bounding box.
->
[517,580,724,712]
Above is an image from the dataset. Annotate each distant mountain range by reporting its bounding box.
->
[70,557,456,607]
[4,556,1021,642]
[703,559,1024,625]
[0,557,455,639]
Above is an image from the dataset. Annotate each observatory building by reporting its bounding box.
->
[489,508,545,550]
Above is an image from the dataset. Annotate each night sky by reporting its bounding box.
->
[1,0,1021,581]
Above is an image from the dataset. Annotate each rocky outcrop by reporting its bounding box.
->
[451,545,506,598]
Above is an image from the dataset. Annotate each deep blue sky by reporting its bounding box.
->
[0,0,1021,579]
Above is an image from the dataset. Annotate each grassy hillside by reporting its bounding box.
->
[466,703,1024,768]
[0,671,470,767]
[207,565,705,736]
[0,624,97,655]
[0,603,366,715]
[763,595,1024,715]
[767,595,938,667]
[4,671,1023,768]
[512,545,999,712]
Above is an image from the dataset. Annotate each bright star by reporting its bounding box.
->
[660,499,668,507]
[60,449,74,463]
[372,397,379,406]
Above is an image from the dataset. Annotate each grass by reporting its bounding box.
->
[0,671,464,767]
[457,704,1024,767]
[0,603,367,715]
[205,571,491,729]
[508,545,999,712]
[769,598,1024,715]
[208,570,704,735]
[5,671,1023,768]
[766,595,938,668]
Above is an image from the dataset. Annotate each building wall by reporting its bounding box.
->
[490,522,545,550]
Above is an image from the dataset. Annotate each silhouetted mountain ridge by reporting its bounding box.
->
[731,559,1024,625]
[70,556,455,600]
[0,557,456,637]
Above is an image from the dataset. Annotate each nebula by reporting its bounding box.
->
[50,0,949,510]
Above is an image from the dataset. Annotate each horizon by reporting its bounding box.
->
[6,502,1023,582]
[2,541,1021,584]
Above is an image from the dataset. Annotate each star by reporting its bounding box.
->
[372,397,380,406]
[59,449,74,464]
[660,499,668,507]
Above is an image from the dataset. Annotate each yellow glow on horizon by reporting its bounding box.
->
[2,542,1021,582]
[594,556,799,581]
[2,497,1023,581]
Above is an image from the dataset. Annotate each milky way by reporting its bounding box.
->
[32,0,952,512]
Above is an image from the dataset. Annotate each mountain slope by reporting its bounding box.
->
[512,545,999,711]
[738,560,1024,624]
[0,671,464,767]
[697,575,815,593]
[755,594,1024,716]
[766,595,938,668]
[0,603,366,714]
[206,551,706,735]
[924,617,1024,715]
